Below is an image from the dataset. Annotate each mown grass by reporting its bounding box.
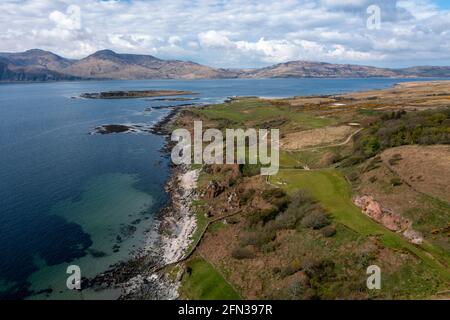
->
[179,256,241,300]
[270,169,450,281]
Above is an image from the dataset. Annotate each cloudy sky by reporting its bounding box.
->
[1,0,450,68]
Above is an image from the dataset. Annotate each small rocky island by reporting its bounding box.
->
[81,89,195,99]
[91,124,154,135]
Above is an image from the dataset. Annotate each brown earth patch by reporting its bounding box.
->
[381,145,450,203]
[280,125,355,150]
[356,157,450,251]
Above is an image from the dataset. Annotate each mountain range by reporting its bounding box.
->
[1,49,450,82]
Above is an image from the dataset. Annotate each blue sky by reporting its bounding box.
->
[1,0,450,68]
[435,0,450,9]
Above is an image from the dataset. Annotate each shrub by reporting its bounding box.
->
[320,226,337,238]
[286,280,309,300]
[272,211,298,230]
[341,155,367,167]
[272,267,281,275]
[390,177,403,186]
[231,247,255,260]
[346,171,360,183]
[262,188,287,200]
[301,211,330,229]
[226,216,240,225]
[240,188,255,205]
[248,207,280,226]
[301,258,335,280]
[369,176,377,183]
[240,229,276,248]
[260,242,277,254]
[239,163,262,177]
[365,156,382,172]
[330,151,344,164]
[388,154,403,166]
[272,197,290,212]
[281,259,302,278]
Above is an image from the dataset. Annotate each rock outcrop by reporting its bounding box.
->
[353,195,423,244]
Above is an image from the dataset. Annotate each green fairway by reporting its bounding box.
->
[193,99,336,130]
[270,169,450,279]
[279,149,334,168]
[180,256,241,300]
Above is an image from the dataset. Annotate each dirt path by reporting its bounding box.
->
[151,210,242,273]
[300,127,363,151]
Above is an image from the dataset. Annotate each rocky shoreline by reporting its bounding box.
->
[81,90,195,99]
[81,109,200,300]
[89,105,183,136]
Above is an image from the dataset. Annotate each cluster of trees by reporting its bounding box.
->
[232,190,334,258]
[345,108,450,165]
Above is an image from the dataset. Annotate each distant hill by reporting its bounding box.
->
[60,49,233,80]
[0,49,81,81]
[1,49,450,82]
[397,66,450,78]
[241,61,400,78]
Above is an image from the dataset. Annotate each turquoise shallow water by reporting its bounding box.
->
[0,78,438,299]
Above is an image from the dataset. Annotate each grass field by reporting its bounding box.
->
[270,169,450,281]
[179,256,241,300]
[193,99,336,130]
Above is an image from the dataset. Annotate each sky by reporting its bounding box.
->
[1,0,450,68]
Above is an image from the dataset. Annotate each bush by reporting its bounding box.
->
[260,242,277,254]
[272,197,291,212]
[272,267,281,275]
[262,188,287,200]
[248,207,280,226]
[239,163,262,177]
[364,156,382,172]
[301,211,330,230]
[240,188,255,205]
[240,229,276,248]
[346,171,360,183]
[281,259,302,278]
[226,216,240,225]
[390,177,403,186]
[265,191,330,232]
[259,188,290,213]
[286,280,309,300]
[231,247,255,260]
[301,258,335,280]
[320,226,337,238]
[388,154,403,166]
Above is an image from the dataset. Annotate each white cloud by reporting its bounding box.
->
[0,0,449,68]
[198,30,235,49]
[49,5,81,30]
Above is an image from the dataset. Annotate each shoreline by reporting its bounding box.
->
[82,108,200,300]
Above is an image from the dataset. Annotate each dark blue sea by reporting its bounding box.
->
[0,78,433,299]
